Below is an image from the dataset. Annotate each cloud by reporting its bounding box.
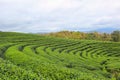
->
[0,0,120,32]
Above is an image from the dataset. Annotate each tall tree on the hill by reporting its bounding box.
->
[111,30,120,42]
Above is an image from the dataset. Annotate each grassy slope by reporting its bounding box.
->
[0,32,120,80]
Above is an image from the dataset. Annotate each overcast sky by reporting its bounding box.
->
[0,0,120,33]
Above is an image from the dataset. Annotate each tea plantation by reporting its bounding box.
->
[0,32,120,80]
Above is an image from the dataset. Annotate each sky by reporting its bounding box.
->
[0,0,120,33]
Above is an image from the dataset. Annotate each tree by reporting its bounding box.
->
[102,33,111,41]
[111,30,120,42]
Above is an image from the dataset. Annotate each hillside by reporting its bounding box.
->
[45,30,120,42]
[0,32,120,80]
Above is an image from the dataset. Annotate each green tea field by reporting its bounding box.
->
[0,32,120,80]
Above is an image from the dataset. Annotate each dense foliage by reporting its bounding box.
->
[111,30,120,42]
[0,32,120,80]
[45,30,120,42]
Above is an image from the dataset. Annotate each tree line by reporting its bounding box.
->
[45,30,120,42]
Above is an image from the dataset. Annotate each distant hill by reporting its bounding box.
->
[44,30,112,41]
